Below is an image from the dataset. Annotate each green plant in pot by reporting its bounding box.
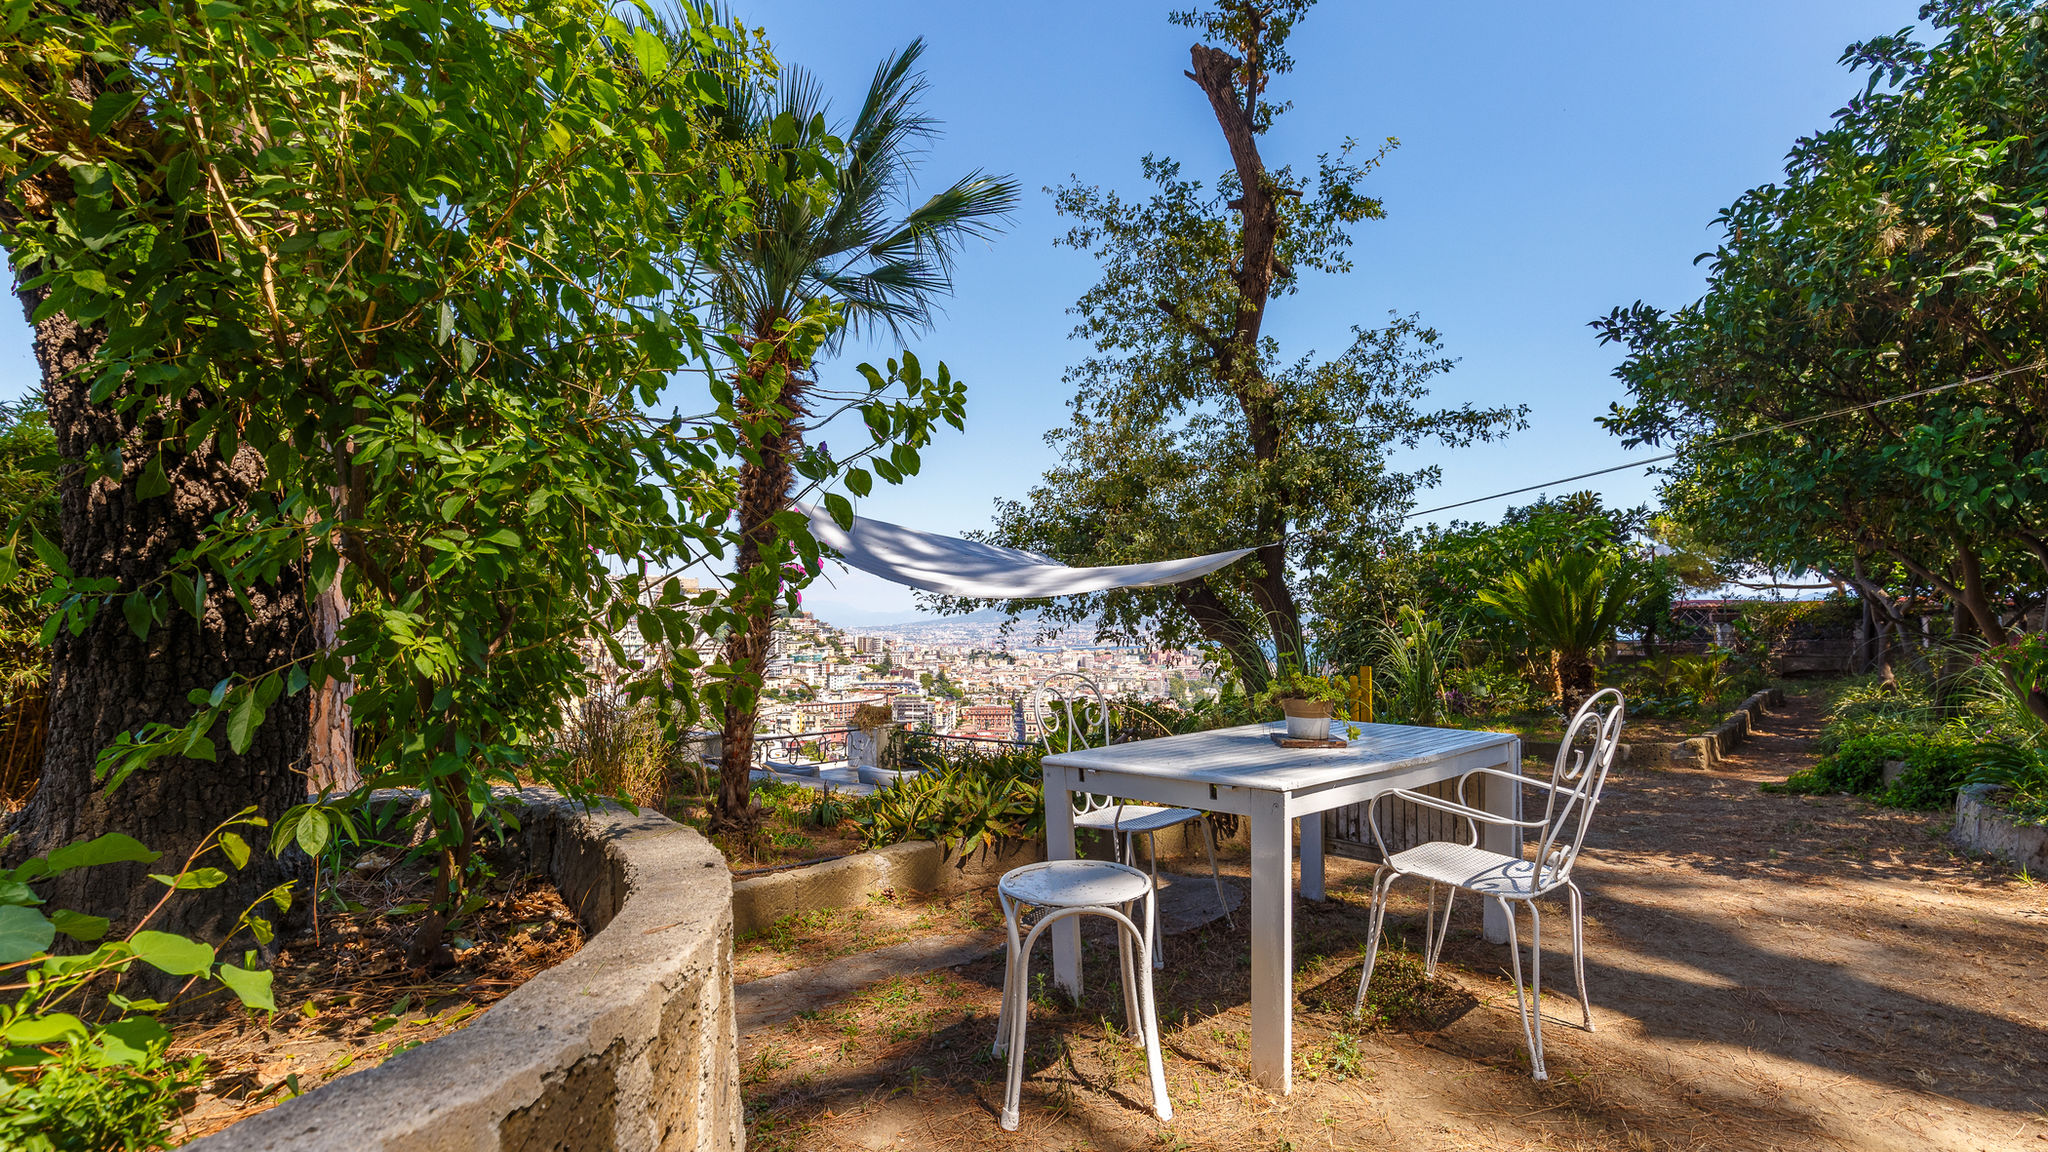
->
[1258,668,1349,741]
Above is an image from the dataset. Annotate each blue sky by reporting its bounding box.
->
[0,0,1925,624]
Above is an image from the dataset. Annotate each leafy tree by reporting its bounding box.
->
[1477,551,1652,713]
[1594,1,2048,718]
[0,0,957,962]
[694,37,1015,825]
[949,1,1521,690]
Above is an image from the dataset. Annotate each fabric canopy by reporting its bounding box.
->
[798,503,1259,599]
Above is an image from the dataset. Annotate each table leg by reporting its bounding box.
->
[1480,740,1522,944]
[1298,814,1324,902]
[1047,767,1083,1001]
[1248,790,1293,1094]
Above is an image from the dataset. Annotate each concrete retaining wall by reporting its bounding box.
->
[732,838,1039,937]
[1526,688,1785,771]
[1953,784,2048,875]
[191,790,740,1152]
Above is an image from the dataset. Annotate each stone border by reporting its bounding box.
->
[189,789,740,1152]
[1526,688,1785,770]
[1952,783,2048,875]
[731,838,1038,937]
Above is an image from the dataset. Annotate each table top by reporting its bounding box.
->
[1041,721,1517,793]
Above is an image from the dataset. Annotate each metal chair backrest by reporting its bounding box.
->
[1528,688,1625,890]
[1032,672,1120,819]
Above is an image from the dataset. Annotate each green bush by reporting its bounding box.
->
[0,1040,203,1152]
[855,746,1044,860]
[1778,731,1979,809]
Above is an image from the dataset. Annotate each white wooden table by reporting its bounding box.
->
[1041,720,1522,1094]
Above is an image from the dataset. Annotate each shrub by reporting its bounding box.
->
[1778,731,1979,809]
[855,746,1043,860]
[0,813,282,1148]
[1967,743,2048,827]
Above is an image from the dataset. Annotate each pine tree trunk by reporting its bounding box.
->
[5,299,312,948]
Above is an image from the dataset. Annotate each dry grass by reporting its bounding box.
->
[736,888,1005,983]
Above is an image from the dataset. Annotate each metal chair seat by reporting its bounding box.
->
[1384,841,1546,899]
[998,859,1154,909]
[1071,804,1206,836]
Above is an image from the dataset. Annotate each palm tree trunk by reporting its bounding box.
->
[716,349,805,824]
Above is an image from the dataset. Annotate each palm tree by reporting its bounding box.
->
[701,40,1017,824]
[1478,551,1649,714]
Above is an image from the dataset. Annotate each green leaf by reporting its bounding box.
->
[220,832,251,869]
[823,492,854,531]
[129,930,215,976]
[50,909,110,942]
[0,544,19,587]
[4,1012,85,1045]
[0,904,55,963]
[217,963,277,1013]
[149,867,228,890]
[135,455,171,500]
[42,832,160,876]
[227,689,264,755]
[122,591,152,640]
[295,808,332,858]
[28,526,69,579]
[93,1017,169,1066]
[0,880,41,906]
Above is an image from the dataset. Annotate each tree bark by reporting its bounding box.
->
[716,350,803,824]
[4,301,311,946]
[1170,579,1272,692]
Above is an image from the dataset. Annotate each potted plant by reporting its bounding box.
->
[1257,668,1349,741]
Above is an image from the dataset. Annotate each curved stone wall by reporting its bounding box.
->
[190,789,740,1152]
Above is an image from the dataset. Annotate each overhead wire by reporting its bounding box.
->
[1403,361,2041,521]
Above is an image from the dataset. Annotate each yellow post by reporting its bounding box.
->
[1346,665,1373,723]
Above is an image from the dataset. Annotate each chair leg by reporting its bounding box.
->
[1352,867,1400,1016]
[1497,897,1547,1082]
[993,892,1024,1059]
[1145,832,1165,969]
[1000,925,1034,1130]
[1198,815,1234,929]
[1130,890,1173,1122]
[1117,898,1142,1042]
[1567,881,1593,1032]
[1422,883,1456,978]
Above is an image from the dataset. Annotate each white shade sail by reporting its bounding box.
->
[799,503,1260,599]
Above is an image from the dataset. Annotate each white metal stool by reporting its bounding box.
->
[992,859,1172,1131]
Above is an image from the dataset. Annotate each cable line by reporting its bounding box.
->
[1404,362,2041,521]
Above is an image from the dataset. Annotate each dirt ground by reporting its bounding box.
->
[168,866,584,1142]
[739,688,2048,1152]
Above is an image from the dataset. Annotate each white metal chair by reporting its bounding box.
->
[991,859,1171,1130]
[1032,673,1233,968]
[1352,688,1625,1080]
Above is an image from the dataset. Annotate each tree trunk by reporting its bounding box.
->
[717,351,804,825]
[4,303,311,947]
[1557,648,1594,716]
[307,575,357,793]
